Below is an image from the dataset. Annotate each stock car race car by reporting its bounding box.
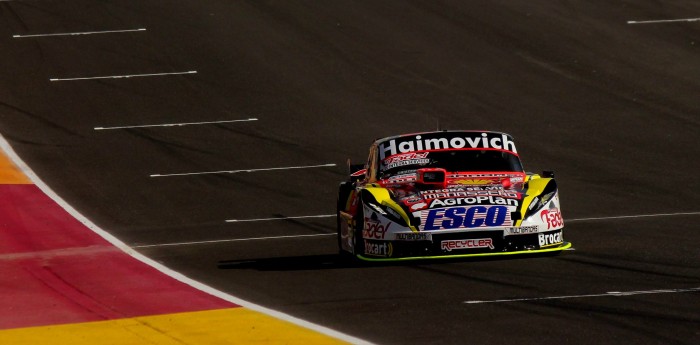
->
[337,130,571,261]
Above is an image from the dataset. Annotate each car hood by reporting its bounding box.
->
[380,174,526,213]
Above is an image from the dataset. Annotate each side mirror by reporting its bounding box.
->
[350,168,367,182]
[417,168,447,188]
[542,170,555,178]
[347,159,366,182]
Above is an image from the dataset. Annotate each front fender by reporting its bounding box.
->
[362,187,419,232]
[515,177,558,226]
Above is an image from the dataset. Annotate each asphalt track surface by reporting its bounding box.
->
[1,1,699,344]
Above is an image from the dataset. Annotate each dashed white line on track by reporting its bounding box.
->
[627,17,700,24]
[50,71,197,82]
[567,211,700,222]
[464,287,700,304]
[132,233,334,249]
[150,163,336,178]
[133,210,700,248]
[219,211,700,225]
[226,214,335,223]
[94,118,258,130]
[14,28,146,38]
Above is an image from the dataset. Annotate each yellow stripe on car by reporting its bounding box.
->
[364,187,419,232]
[514,176,551,226]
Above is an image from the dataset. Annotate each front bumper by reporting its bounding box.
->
[357,229,570,262]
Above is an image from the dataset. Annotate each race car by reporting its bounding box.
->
[337,130,571,261]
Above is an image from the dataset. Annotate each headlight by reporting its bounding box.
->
[527,191,554,213]
[523,180,558,220]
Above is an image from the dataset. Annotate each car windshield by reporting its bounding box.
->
[378,150,523,178]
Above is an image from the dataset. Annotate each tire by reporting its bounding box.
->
[352,200,364,256]
[337,206,351,258]
[337,182,354,258]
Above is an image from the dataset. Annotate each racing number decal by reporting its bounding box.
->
[540,208,563,229]
[424,206,509,230]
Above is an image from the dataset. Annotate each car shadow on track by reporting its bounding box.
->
[217,254,364,271]
[217,252,564,271]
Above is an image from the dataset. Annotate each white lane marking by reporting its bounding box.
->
[567,211,700,222]
[220,211,700,225]
[628,17,700,24]
[50,71,197,82]
[14,28,146,38]
[0,135,373,345]
[135,210,700,248]
[226,214,335,223]
[94,118,257,131]
[133,233,334,249]
[150,163,336,178]
[464,287,700,304]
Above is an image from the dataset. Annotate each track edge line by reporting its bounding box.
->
[0,133,374,345]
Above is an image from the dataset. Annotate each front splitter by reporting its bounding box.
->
[357,242,572,262]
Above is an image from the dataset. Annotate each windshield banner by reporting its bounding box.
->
[378,132,517,160]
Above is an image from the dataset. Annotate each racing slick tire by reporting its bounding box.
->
[336,209,365,261]
[337,182,356,260]
[351,204,364,257]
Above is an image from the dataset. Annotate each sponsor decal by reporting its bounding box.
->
[441,238,494,251]
[379,132,517,160]
[538,231,563,247]
[385,174,418,184]
[364,240,393,257]
[410,202,427,211]
[540,208,563,230]
[395,233,431,241]
[384,152,429,163]
[382,152,430,170]
[421,188,520,200]
[453,179,494,185]
[363,218,391,240]
[423,205,511,230]
[403,197,422,203]
[505,225,539,235]
[429,196,519,208]
[455,185,503,191]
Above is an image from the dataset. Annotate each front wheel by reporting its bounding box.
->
[337,207,353,258]
[351,202,364,257]
[337,182,353,256]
